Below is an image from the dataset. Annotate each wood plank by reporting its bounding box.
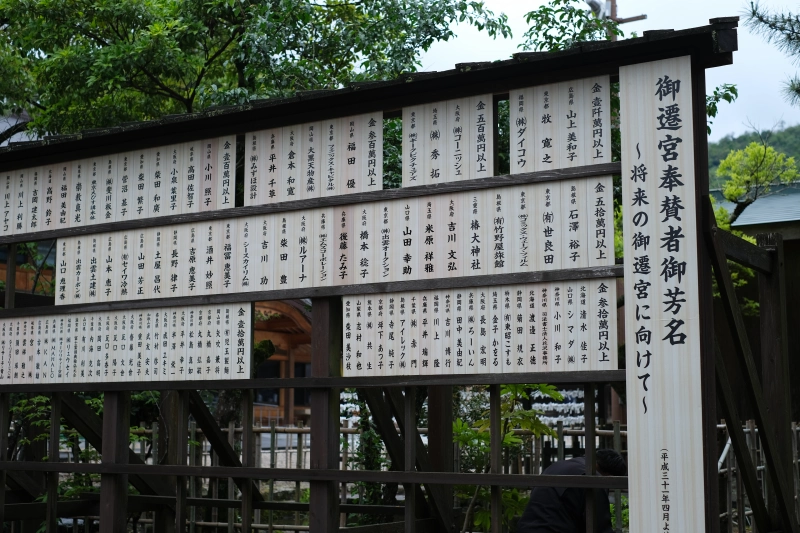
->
[0,265,623,321]
[0,369,626,393]
[0,163,621,245]
[45,393,61,532]
[489,384,501,533]
[756,233,793,530]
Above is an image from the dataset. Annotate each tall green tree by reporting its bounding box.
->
[0,0,510,140]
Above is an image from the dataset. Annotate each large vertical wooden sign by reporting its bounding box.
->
[620,56,705,532]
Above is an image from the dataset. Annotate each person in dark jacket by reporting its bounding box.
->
[516,449,627,533]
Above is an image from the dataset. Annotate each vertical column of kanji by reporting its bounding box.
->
[462,288,476,374]
[425,102,445,185]
[56,238,70,305]
[402,105,423,188]
[119,231,131,301]
[396,200,418,283]
[385,294,397,375]
[255,213,275,293]
[363,295,376,376]
[244,132,259,207]
[296,210,314,290]
[375,296,386,376]
[502,285,514,374]
[149,149,164,219]
[420,197,437,281]
[378,201,393,283]
[512,285,526,374]
[134,149,149,220]
[352,296,364,376]
[218,136,235,209]
[524,283,539,373]
[511,185,532,277]
[489,286,503,375]
[396,293,408,375]
[73,233,86,306]
[356,203,376,285]
[446,98,467,183]
[470,95,492,180]
[443,289,455,375]
[42,165,55,231]
[102,232,114,304]
[509,87,534,176]
[168,144,183,216]
[1,170,14,237]
[314,207,333,289]
[222,218,236,294]
[305,122,321,199]
[276,212,293,289]
[184,141,199,213]
[87,157,100,226]
[322,119,339,198]
[620,56,703,533]
[86,234,99,304]
[586,76,614,270]
[202,138,219,211]
[28,166,41,233]
[341,116,362,194]
[444,192,462,276]
[103,154,116,225]
[429,290,443,376]
[117,153,132,223]
[534,85,559,172]
[417,290,431,376]
[14,168,27,234]
[362,113,383,192]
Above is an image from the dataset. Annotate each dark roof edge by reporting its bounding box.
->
[0,17,738,171]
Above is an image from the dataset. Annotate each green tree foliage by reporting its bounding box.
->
[708,124,800,187]
[0,0,510,140]
[746,2,800,106]
[716,139,799,223]
[519,0,622,52]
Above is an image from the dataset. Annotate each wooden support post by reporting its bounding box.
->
[693,54,719,533]
[241,389,254,533]
[613,421,621,533]
[427,384,453,531]
[584,384,596,533]
[227,420,235,533]
[99,391,130,533]
[404,387,417,533]
[309,297,341,533]
[46,394,61,533]
[175,392,189,533]
[0,392,8,527]
[757,233,794,531]
[489,384,501,533]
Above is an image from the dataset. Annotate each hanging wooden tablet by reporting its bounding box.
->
[356,203,376,284]
[406,292,420,376]
[424,102,445,185]
[211,306,223,380]
[536,182,561,271]
[41,166,56,230]
[443,194,462,276]
[375,296,386,376]
[86,234,100,304]
[221,219,235,294]
[131,229,146,299]
[201,138,219,211]
[203,305,214,380]
[102,155,116,223]
[184,225,199,297]
[21,318,32,384]
[463,190,488,277]
[469,95,493,180]
[474,287,489,374]
[440,290,454,375]
[275,214,292,289]
[148,148,164,219]
[244,133,260,207]
[167,145,183,215]
[551,282,567,372]
[460,288,475,374]
[501,286,513,373]
[396,293,409,374]
[587,176,614,267]
[261,128,282,204]
[433,194,451,278]
[559,79,585,168]
[341,116,361,194]
[28,167,41,232]
[0,320,8,383]
[563,283,578,370]
[101,233,114,303]
[235,304,252,379]
[343,296,354,376]
[419,197,437,280]
[177,309,188,380]
[352,295,365,376]
[446,98,468,183]
[395,200,417,282]
[384,295,397,376]
[402,105,424,187]
[73,236,86,305]
[313,207,335,288]
[586,76,611,164]
[593,279,617,370]
[255,215,280,291]
[333,206,354,286]
[577,281,590,370]
[362,112,383,192]
[304,122,321,199]
[134,150,149,220]
[218,136,235,209]
[168,309,179,380]
[377,202,393,282]
[489,287,502,374]
[510,185,532,275]
[533,85,559,171]
[511,285,526,374]
[184,141,200,213]
[562,179,588,269]
[321,119,339,198]
[239,215,258,292]
[74,315,85,382]
[509,88,535,175]
[38,318,50,384]
[87,157,100,225]
[14,168,27,234]
[200,222,221,296]
[525,284,539,373]
[416,291,430,376]
[539,283,549,371]
[453,289,467,376]
[188,306,201,380]
[295,211,314,289]
[1,171,14,236]
[282,126,302,201]
[109,313,120,384]
[116,153,132,222]
[489,188,512,276]
[363,295,376,376]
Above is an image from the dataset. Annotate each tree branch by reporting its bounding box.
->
[0,120,30,145]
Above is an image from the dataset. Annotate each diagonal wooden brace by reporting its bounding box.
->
[706,201,799,533]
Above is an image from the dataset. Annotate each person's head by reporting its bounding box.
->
[595,449,627,476]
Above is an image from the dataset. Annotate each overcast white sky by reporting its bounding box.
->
[418,0,800,142]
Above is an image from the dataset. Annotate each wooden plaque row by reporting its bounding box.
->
[55,177,613,304]
[342,278,618,377]
[0,303,252,385]
[1,136,235,237]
